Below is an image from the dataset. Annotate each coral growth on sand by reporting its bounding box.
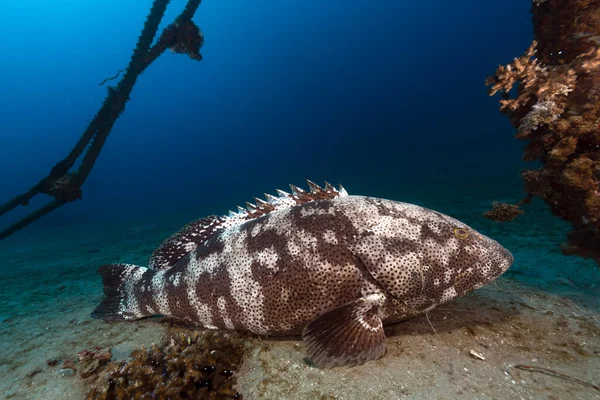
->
[78,347,113,379]
[84,329,245,400]
[485,0,600,264]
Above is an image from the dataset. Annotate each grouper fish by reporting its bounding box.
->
[92,180,513,368]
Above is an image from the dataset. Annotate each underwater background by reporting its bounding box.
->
[0,0,599,399]
[1,0,533,224]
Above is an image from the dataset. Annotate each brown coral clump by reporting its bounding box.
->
[150,18,204,62]
[483,202,525,222]
[486,0,600,264]
[84,329,244,400]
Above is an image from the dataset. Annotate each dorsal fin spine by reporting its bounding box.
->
[276,189,291,198]
[254,197,270,208]
[289,184,305,196]
[338,184,348,196]
[306,179,323,194]
[265,193,279,204]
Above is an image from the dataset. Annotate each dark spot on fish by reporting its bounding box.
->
[195,379,213,390]
[220,369,233,377]
[133,269,160,316]
[202,365,215,374]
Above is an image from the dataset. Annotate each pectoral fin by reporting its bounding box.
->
[302,293,387,368]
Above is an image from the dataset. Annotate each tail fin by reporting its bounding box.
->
[91,263,153,321]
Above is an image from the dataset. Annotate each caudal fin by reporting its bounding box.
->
[91,263,152,321]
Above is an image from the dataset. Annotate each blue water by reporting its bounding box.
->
[0,0,533,225]
[0,1,598,399]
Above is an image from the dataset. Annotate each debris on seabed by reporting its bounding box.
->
[469,350,486,361]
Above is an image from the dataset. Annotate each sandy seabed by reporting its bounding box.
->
[0,205,598,400]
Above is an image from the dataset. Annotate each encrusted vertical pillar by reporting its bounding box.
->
[487,0,600,263]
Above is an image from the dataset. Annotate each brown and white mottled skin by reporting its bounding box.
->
[92,182,513,368]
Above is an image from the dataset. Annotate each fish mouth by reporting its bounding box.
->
[503,247,514,270]
[489,240,514,278]
[476,232,514,279]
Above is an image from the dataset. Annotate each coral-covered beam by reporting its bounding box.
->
[0,0,204,241]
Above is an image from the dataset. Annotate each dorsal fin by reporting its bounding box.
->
[229,180,349,221]
[148,216,226,270]
[148,180,349,270]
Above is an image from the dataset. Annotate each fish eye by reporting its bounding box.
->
[453,227,470,239]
